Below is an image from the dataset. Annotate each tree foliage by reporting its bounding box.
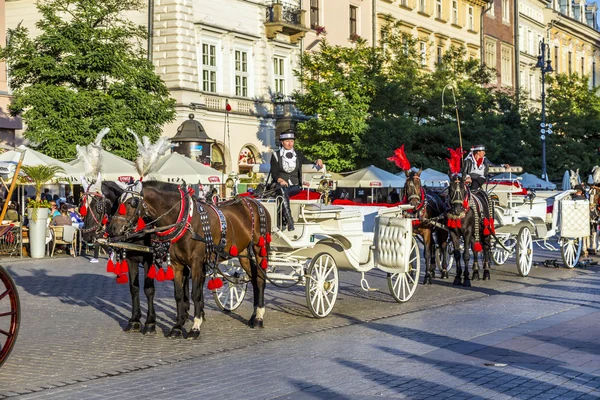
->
[0,0,176,161]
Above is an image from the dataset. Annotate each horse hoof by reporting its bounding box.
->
[463,279,471,287]
[167,328,184,339]
[124,321,142,332]
[248,315,256,328]
[143,325,157,335]
[188,329,201,340]
[442,271,449,279]
[422,276,432,285]
[256,319,264,329]
[472,272,480,281]
[483,271,491,280]
[453,278,462,286]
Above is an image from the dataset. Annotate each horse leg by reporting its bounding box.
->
[462,235,471,287]
[451,233,463,286]
[143,259,157,335]
[471,247,480,281]
[189,259,207,340]
[439,230,449,279]
[483,237,492,281]
[245,247,267,328]
[422,230,433,285]
[167,262,187,339]
[125,257,142,332]
[182,265,190,321]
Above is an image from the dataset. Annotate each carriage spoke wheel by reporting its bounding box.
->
[493,236,516,266]
[561,238,582,269]
[212,264,248,312]
[388,237,421,303]
[0,266,19,367]
[306,253,338,318]
[516,226,533,277]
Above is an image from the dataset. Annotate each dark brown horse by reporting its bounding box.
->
[80,181,160,334]
[447,175,492,286]
[107,181,271,339]
[402,170,449,284]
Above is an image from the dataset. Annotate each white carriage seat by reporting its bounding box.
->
[360,232,375,264]
[301,203,362,220]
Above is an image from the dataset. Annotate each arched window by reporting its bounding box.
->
[238,146,257,174]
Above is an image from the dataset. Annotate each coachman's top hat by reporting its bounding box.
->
[471,145,486,152]
[279,129,295,141]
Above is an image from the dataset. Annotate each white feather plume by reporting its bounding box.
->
[593,166,600,185]
[127,128,171,177]
[75,128,110,178]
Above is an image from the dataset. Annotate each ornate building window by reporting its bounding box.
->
[202,42,218,93]
[235,50,249,97]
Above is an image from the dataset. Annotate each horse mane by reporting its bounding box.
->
[142,180,180,193]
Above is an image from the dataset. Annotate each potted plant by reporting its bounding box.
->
[20,165,65,258]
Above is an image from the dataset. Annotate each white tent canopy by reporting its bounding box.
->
[338,165,405,188]
[0,146,82,183]
[519,173,557,190]
[146,152,222,184]
[418,168,449,187]
[70,150,137,183]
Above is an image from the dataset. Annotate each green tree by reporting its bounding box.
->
[293,38,380,172]
[0,0,176,161]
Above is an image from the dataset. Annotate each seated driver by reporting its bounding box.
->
[270,129,323,231]
[461,145,509,192]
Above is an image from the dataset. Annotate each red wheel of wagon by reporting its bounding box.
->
[0,265,19,367]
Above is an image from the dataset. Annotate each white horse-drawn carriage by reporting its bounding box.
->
[212,167,421,318]
[484,167,590,275]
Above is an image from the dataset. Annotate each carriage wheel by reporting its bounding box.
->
[561,238,582,269]
[436,241,454,273]
[212,264,248,312]
[0,265,20,367]
[516,226,533,277]
[388,237,421,303]
[306,253,338,318]
[492,236,516,266]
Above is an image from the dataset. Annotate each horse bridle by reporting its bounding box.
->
[113,186,149,235]
[80,192,111,235]
[403,176,426,212]
[449,177,469,208]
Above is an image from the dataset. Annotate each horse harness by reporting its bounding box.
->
[80,191,111,235]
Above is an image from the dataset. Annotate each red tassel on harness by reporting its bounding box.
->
[165,266,174,281]
[147,264,157,279]
[463,199,469,209]
[116,274,128,284]
[80,204,87,217]
[260,246,267,257]
[102,214,108,225]
[229,245,239,257]
[447,219,454,228]
[266,233,272,243]
[456,219,462,228]
[261,258,268,269]
[121,259,129,273]
[115,260,122,275]
[156,268,166,282]
[136,217,146,232]
[106,258,115,273]
[484,227,490,235]
[258,236,265,247]
[473,242,483,252]
[118,203,127,215]
[483,218,490,227]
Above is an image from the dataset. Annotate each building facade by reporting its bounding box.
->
[0,0,22,149]
[482,0,515,88]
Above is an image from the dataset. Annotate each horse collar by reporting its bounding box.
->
[154,186,195,243]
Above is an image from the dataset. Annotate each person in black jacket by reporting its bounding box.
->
[461,145,509,192]
[270,129,323,231]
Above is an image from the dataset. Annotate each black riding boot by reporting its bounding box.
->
[281,197,294,231]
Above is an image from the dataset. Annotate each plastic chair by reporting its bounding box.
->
[50,225,78,257]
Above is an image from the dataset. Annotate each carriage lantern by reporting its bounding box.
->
[172,114,215,166]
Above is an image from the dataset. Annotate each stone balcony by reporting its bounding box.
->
[264,3,309,44]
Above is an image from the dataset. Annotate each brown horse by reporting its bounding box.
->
[107,181,271,339]
[402,170,449,284]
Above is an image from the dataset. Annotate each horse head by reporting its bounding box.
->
[107,181,147,238]
[80,173,114,243]
[403,169,423,208]
[448,174,468,214]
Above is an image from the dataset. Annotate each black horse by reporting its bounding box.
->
[107,181,271,339]
[80,181,160,334]
[446,175,493,286]
[402,170,449,284]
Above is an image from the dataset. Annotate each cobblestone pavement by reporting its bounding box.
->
[1,248,599,399]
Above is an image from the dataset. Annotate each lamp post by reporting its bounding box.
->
[535,38,554,180]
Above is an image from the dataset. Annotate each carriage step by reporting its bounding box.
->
[360,275,379,291]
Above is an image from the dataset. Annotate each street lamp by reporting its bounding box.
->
[535,38,554,180]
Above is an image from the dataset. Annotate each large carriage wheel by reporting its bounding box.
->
[516,226,533,277]
[212,264,248,312]
[0,265,19,367]
[305,253,338,318]
[561,238,582,269]
[492,236,516,266]
[388,237,421,303]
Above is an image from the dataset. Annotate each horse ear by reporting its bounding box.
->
[404,169,410,177]
[134,181,143,193]
[417,168,422,176]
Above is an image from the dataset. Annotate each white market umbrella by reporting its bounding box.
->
[70,150,137,183]
[339,165,406,188]
[519,173,557,190]
[561,170,571,191]
[419,168,449,187]
[0,146,82,183]
[146,152,222,184]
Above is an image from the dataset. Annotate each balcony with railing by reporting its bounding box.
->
[265,2,308,44]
